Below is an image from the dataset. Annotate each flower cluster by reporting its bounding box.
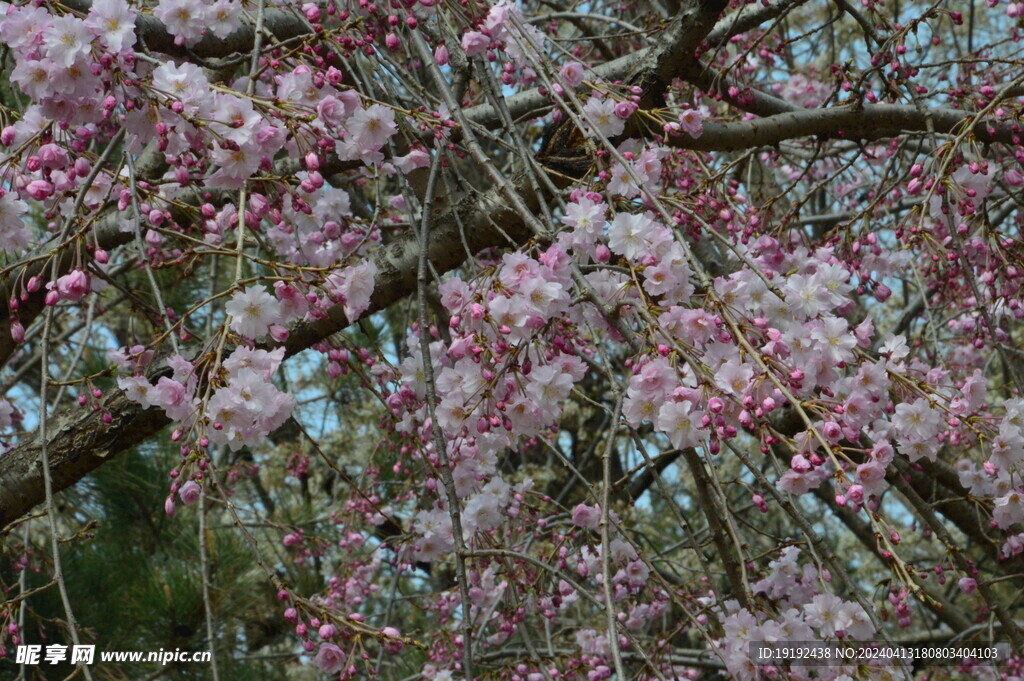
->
[120,346,292,452]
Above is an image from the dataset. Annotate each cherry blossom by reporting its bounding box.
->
[225,285,282,339]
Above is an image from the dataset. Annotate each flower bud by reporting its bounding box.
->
[434,44,450,65]
[613,101,637,119]
[559,61,585,87]
[958,577,977,594]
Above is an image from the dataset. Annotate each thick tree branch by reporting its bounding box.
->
[669,103,1021,152]
[61,0,311,61]
[462,0,806,127]
[0,388,168,530]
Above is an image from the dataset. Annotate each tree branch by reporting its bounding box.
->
[669,103,1021,152]
[61,0,311,61]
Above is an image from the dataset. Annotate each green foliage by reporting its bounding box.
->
[13,439,281,680]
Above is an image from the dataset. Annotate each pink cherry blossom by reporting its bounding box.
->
[314,643,346,674]
[225,285,282,339]
[84,0,136,53]
[53,269,90,302]
[571,504,601,529]
[461,30,489,56]
[678,108,705,138]
[583,96,625,138]
[346,104,398,151]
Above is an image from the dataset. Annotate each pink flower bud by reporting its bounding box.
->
[559,61,585,87]
[302,2,321,21]
[958,577,977,594]
[269,324,289,342]
[790,454,812,473]
[25,180,54,201]
[434,44,450,65]
[73,158,91,178]
[614,101,637,120]
[179,480,202,506]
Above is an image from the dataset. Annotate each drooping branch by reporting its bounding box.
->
[0,145,167,366]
